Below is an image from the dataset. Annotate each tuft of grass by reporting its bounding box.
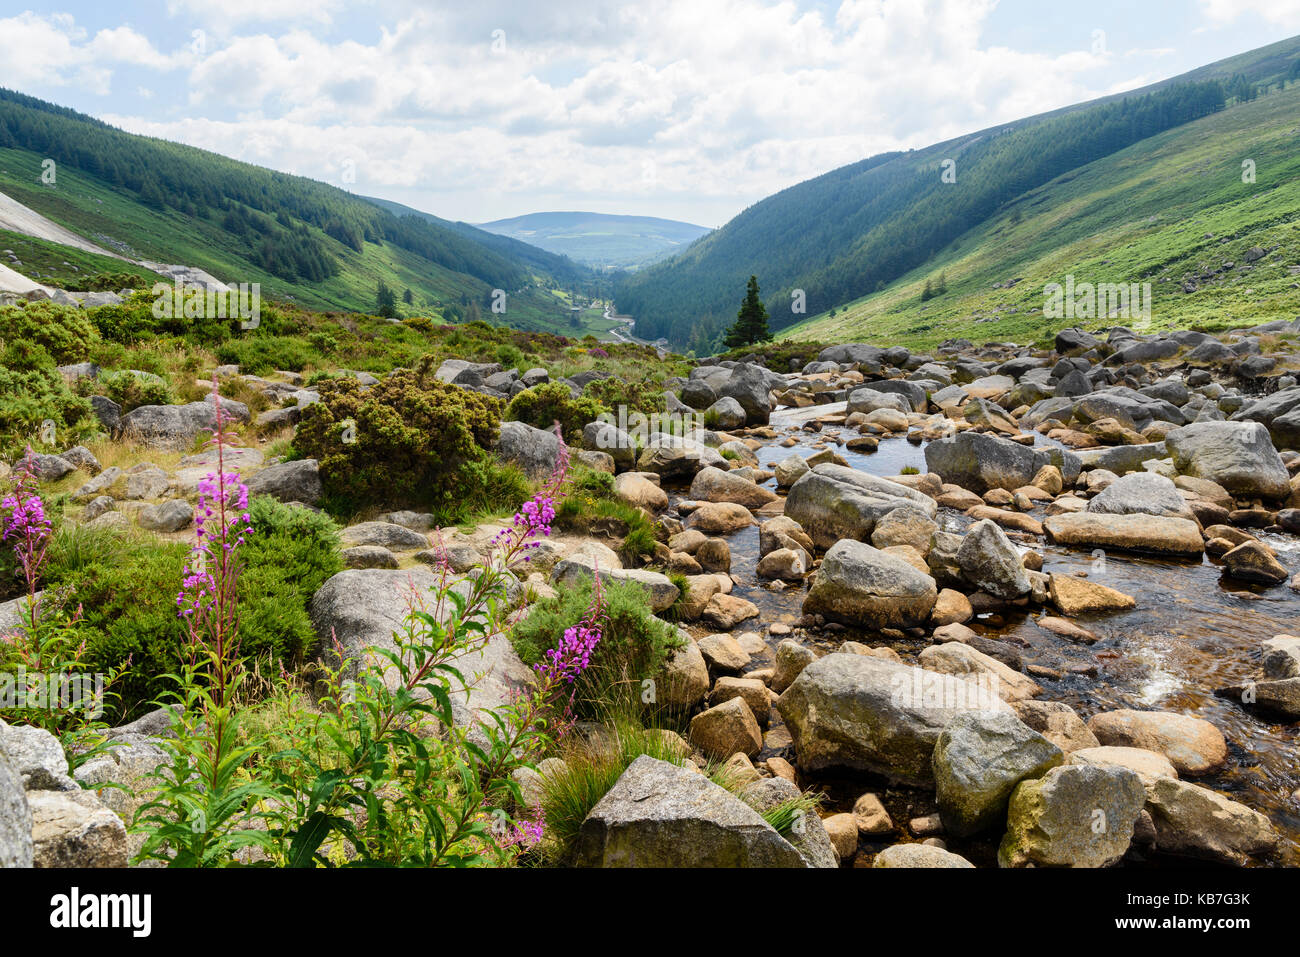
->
[754,791,824,842]
[536,715,691,865]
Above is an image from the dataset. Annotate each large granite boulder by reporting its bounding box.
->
[245,459,322,506]
[955,519,1031,599]
[777,653,1010,786]
[802,540,938,629]
[933,710,1063,837]
[785,464,937,549]
[1043,513,1203,557]
[119,401,249,450]
[1144,777,1279,865]
[309,568,533,729]
[1165,421,1291,499]
[572,756,807,867]
[0,745,32,868]
[998,764,1146,868]
[1085,471,1196,522]
[924,432,1055,493]
[718,363,774,425]
[496,420,563,479]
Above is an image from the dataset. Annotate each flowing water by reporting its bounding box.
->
[673,403,1300,865]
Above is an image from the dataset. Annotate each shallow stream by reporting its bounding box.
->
[674,403,1300,865]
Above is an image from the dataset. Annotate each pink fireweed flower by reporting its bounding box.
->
[534,562,605,685]
[536,619,602,685]
[2,448,53,605]
[500,813,545,849]
[488,424,569,567]
[177,469,252,618]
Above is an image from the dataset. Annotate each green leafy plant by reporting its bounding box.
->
[511,577,682,720]
[505,381,606,444]
[294,353,503,514]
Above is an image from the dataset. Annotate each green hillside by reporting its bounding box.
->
[616,36,1300,351]
[784,81,1300,349]
[476,211,711,269]
[0,89,594,331]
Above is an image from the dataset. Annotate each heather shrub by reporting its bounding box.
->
[583,375,665,419]
[0,301,99,364]
[511,577,682,720]
[215,335,317,375]
[505,381,606,444]
[294,354,503,514]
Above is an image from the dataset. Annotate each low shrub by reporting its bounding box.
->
[51,497,342,720]
[511,577,682,721]
[215,335,317,375]
[0,301,100,364]
[505,381,606,444]
[583,376,666,419]
[0,341,96,456]
[294,354,503,514]
[97,369,173,412]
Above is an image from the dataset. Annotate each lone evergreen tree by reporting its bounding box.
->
[724,275,772,348]
[376,280,397,318]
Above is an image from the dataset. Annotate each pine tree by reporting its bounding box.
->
[724,275,771,348]
[376,280,397,318]
[920,278,934,302]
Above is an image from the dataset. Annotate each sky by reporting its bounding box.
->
[0,0,1298,227]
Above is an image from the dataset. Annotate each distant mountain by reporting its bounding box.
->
[0,88,596,332]
[615,35,1300,352]
[476,211,712,269]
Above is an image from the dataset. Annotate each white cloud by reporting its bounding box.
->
[164,0,348,27]
[16,1,1170,222]
[1200,0,1300,27]
[0,13,180,94]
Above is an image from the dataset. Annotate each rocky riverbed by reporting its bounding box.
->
[5,321,1300,868]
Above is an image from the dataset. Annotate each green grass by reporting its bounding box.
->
[534,712,824,864]
[783,83,1300,349]
[0,228,165,288]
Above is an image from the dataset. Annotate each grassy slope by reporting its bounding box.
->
[0,227,165,287]
[782,84,1300,349]
[0,146,578,330]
